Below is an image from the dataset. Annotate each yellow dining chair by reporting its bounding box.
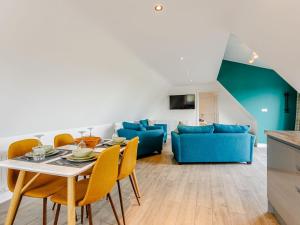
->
[50,145,121,225]
[117,137,140,225]
[7,139,66,225]
[54,133,75,148]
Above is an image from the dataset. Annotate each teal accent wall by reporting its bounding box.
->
[217,60,297,143]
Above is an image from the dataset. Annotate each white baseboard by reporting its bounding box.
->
[0,191,12,204]
[257,143,267,148]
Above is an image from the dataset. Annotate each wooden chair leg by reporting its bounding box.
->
[53,204,61,225]
[107,193,121,225]
[129,176,141,206]
[43,198,47,225]
[117,180,126,225]
[132,170,141,198]
[52,203,56,211]
[11,195,23,225]
[87,204,93,225]
[81,206,84,224]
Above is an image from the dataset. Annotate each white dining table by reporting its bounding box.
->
[0,144,127,225]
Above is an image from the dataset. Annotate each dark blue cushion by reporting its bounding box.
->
[177,125,214,134]
[213,123,250,133]
[139,119,149,127]
[123,122,145,131]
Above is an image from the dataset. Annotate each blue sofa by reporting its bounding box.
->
[117,122,164,157]
[171,124,255,164]
[139,119,167,143]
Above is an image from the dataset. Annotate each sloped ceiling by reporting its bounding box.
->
[69,0,230,86]
[224,34,270,69]
[1,0,300,91]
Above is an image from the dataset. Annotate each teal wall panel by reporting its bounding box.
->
[217,60,297,143]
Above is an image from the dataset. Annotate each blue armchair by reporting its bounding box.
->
[117,122,164,157]
[140,119,167,143]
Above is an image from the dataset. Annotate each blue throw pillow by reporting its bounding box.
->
[213,123,250,133]
[123,122,145,131]
[177,125,214,134]
[139,119,149,127]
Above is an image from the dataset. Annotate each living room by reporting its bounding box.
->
[1,1,300,225]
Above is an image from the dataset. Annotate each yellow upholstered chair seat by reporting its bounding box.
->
[24,178,67,198]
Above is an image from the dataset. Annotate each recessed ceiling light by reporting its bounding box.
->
[190,79,193,82]
[180,57,184,61]
[154,4,164,12]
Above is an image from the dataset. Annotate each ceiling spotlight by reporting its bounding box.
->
[190,79,193,82]
[154,4,164,12]
[249,59,254,64]
[180,57,184,61]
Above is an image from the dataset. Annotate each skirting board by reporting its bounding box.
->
[0,191,12,204]
[268,201,286,225]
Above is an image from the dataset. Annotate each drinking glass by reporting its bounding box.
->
[32,147,46,161]
[87,127,93,137]
[78,130,86,138]
[34,134,44,147]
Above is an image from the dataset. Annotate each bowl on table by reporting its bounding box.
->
[72,148,93,158]
[112,137,126,144]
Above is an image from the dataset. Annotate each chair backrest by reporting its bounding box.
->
[7,139,39,192]
[79,145,120,206]
[118,137,139,180]
[54,133,74,148]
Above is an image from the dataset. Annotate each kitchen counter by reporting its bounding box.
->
[266,131,300,225]
[265,130,300,149]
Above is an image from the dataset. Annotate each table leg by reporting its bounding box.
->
[132,169,141,198]
[67,177,76,225]
[5,170,26,225]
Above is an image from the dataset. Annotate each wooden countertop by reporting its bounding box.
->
[265,131,300,148]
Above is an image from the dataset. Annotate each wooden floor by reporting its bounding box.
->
[0,142,279,225]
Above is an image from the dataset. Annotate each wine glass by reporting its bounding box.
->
[78,130,86,138]
[34,134,44,147]
[87,127,93,137]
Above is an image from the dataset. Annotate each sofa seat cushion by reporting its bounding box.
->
[123,122,146,131]
[213,123,250,133]
[177,125,214,134]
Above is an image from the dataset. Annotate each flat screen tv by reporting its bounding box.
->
[169,94,195,109]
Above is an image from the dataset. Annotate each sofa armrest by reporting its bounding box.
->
[249,134,256,162]
[117,129,139,140]
[171,131,181,162]
[145,125,163,131]
[154,123,167,133]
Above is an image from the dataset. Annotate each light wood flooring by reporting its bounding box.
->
[0,142,279,225]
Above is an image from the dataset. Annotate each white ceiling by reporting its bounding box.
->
[223,34,270,69]
[68,0,230,86]
[1,0,300,91]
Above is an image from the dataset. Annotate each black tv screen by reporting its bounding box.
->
[169,94,195,109]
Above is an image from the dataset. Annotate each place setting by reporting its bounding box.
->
[14,145,71,163]
[48,147,97,168]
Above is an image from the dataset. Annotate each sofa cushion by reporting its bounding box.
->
[139,119,149,127]
[213,123,250,133]
[177,125,214,134]
[123,122,146,131]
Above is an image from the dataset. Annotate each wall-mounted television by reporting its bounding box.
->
[169,94,195,110]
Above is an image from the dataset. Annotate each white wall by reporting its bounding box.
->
[0,1,170,138]
[149,82,256,132]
